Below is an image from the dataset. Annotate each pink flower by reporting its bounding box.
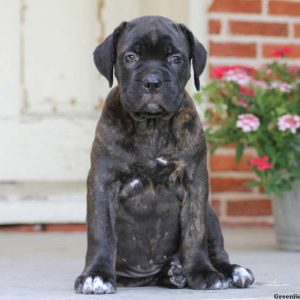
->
[236,114,260,132]
[272,46,291,58]
[288,65,300,73]
[278,114,300,134]
[223,70,252,85]
[252,80,268,89]
[271,81,293,92]
[236,99,250,109]
[250,156,273,171]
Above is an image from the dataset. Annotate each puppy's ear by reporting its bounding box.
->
[179,24,207,91]
[93,22,127,87]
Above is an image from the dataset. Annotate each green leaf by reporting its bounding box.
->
[292,169,300,179]
[235,143,244,163]
[263,143,275,159]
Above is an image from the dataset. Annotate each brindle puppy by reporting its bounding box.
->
[75,16,255,295]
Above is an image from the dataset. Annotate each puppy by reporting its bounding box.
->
[75,16,255,294]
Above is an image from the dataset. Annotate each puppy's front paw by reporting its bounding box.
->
[186,269,230,290]
[75,274,116,295]
[229,265,255,288]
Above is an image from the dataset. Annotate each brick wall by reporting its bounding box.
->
[207,0,300,227]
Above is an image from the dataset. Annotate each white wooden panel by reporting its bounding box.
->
[102,0,140,33]
[140,0,188,23]
[0,183,85,224]
[24,0,99,114]
[0,0,21,116]
[0,116,97,181]
[188,0,211,87]
[93,0,141,101]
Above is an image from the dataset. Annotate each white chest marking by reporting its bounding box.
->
[129,179,141,188]
[156,157,168,165]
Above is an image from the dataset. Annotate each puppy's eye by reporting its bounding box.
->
[169,55,182,64]
[124,53,138,63]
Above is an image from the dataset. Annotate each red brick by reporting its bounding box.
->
[209,20,221,34]
[210,154,252,172]
[210,177,253,192]
[210,42,257,57]
[45,224,86,232]
[263,44,300,58]
[220,220,273,227]
[295,23,300,37]
[269,1,300,16]
[209,0,262,14]
[222,143,237,149]
[211,199,221,216]
[0,225,44,232]
[230,21,288,36]
[227,199,272,216]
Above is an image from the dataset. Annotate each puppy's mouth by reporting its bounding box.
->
[130,105,173,121]
[136,111,166,119]
[133,102,172,120]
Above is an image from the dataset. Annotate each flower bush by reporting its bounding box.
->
[195,49,300,196]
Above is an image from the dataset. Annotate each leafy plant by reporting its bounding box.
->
[195,49,300,196]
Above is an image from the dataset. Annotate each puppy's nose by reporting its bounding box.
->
[143,74,162,93]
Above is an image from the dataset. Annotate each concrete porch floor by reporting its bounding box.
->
[0,228,299,300]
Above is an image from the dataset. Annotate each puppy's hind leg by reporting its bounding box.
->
[207,204,255,288]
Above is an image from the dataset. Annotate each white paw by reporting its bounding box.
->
[81,276,115,294]
[231,266,255,288]
[211,279,227,289]
[209,276,230,290]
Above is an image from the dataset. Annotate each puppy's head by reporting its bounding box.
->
[94,16,207,121]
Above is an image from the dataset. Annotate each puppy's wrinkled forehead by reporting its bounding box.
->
[117,17,190,55]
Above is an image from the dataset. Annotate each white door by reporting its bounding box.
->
[0,0,209,224]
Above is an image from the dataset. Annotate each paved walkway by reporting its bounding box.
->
[0,228,299,300]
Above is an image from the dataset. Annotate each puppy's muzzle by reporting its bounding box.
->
[143,74,163,93]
